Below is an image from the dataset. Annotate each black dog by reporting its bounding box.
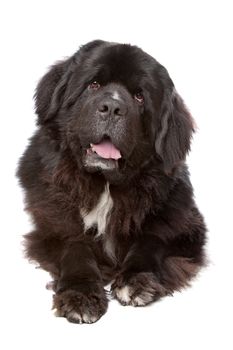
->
[17,40,206,324]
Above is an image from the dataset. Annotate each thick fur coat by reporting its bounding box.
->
[17,40,206,323]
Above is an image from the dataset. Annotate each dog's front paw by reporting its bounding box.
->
[112,272,168,306]
[53,285,108,324]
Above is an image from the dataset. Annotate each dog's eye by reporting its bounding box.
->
[134,92,144,104]
[89,81,101,90]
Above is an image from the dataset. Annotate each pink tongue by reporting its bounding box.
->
[91,140,121,160]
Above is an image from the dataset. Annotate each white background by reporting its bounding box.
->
[0,0,232,349]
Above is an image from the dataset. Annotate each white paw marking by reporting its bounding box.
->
[68,311,83,323]
[114,285,132,304]
[82,313,99,324]
[131,292,154,306]
[114,285,155,306]
[63,311,99,324]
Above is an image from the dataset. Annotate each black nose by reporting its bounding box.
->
[97,99,127,118]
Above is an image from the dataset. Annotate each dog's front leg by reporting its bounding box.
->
[53,241,108,323]
[112,232,204,306]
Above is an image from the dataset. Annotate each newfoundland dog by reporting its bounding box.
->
[17,40,206,324]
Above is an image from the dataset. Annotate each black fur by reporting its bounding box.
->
[17,40,207,324]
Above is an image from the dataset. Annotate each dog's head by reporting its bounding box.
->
[35,40,194,183]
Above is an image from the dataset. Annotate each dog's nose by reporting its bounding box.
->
[97,99,127,118]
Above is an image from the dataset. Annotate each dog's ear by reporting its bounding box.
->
[35,41,106,125]
[155,88,195,173]
[35,58,73,124]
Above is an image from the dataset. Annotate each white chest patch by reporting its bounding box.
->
[81,182,113,236]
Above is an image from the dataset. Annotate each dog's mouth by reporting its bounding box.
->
[84,138,122,171]
[90,139,121,160]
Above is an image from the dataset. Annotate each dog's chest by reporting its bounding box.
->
[80,182,113,237]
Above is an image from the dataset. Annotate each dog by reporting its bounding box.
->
[17,40,207,324]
